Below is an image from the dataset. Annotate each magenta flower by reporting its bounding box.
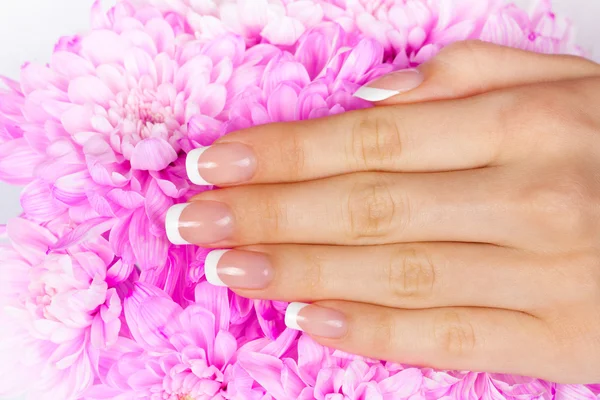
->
[238,334,425,400]
[86,281,239,399]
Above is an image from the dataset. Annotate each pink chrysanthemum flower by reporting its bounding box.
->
[86,282,240,399]
[0,217,132,400]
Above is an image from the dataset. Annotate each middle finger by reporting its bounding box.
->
[166,168,525,247]
[203,243,569,311]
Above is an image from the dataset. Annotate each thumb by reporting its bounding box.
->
[354,40,600,104]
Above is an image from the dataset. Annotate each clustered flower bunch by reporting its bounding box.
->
[0,0,598,399]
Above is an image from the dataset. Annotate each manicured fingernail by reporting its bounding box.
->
[204,249,274,289]
[353,68,424,101]
[285,302,348,339]
[165,201,234,245]
[186,143,257,186]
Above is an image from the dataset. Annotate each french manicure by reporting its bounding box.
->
[204,249,274,289]
[186,143,257,186]
[285,302,348,339]
[353,68,424,102]
[165,201,234,245]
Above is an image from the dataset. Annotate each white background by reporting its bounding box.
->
[0,0,599,225]
[0,2,598,400]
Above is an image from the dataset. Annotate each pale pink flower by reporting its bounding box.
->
[0,217,132,400]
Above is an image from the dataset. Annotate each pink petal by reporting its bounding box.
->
[379,368,423,398]
[337,38,384,83]
[0,139,45,184]
[61,105,94,136]
[51,52,95,78]
[297,335,324,385]
[19,63,59,96]
[68,76,115,108]
[188,115,223,146]
[201,33,246,65]
[107,188,145,209]
[81,30,128,65]
[262,16,306,45]
[128,208,169,270]
[51,217,115,252]
[267,83,299,122]
[411,43,441,65]
[52,170,92,205]
[194,281,230,332]
[238,352,288,400]
[124,282,182,350]
[191,83,227,118]
[555,384,597,400]
[20,179,66,221]
[73,251,108,280]
[6,217,57,263]
[287,1,324,26]
[130,138,178,171]
[121,29,158,57]
[123,48,157,81]
[355,382,383,400]
[263,59,310,97]
[109,214,135,264]
[100,289,123,322]
[90,314,107,349]
[295,23,345,79]
[143,178,173,232]
[127,369,162,389]
[213,330,237,369]
[106,259,134,286]
[431,20,477,45]
[95,64,128,94]
[146,18,176,55]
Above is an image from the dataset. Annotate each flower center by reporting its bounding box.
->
[124,90,166,126]
[111,88,179,146]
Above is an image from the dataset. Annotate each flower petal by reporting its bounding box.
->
[124,282,182,351]
[130,138,178,171]
[68,76,115,108]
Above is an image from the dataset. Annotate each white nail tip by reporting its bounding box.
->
[353,87,400,102]
[285,302,309,332]
[165,204,191,245]
[186,147,212,186]
[204,250,229,287]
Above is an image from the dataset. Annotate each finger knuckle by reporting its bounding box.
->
[370,312,397,355]
[526,171,594,237]
[302,248,325,298]
[433,310,476,358]
[344,176,399,241]
[499,86,590,155]
[566,253,600,304]
[281,127,307,180]
[257,193,287,238]
[347,110,403,169]
[387,246,436,302]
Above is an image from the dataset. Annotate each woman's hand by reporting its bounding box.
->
[166,41,600,383]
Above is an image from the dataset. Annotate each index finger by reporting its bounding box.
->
[186,92,516,186]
